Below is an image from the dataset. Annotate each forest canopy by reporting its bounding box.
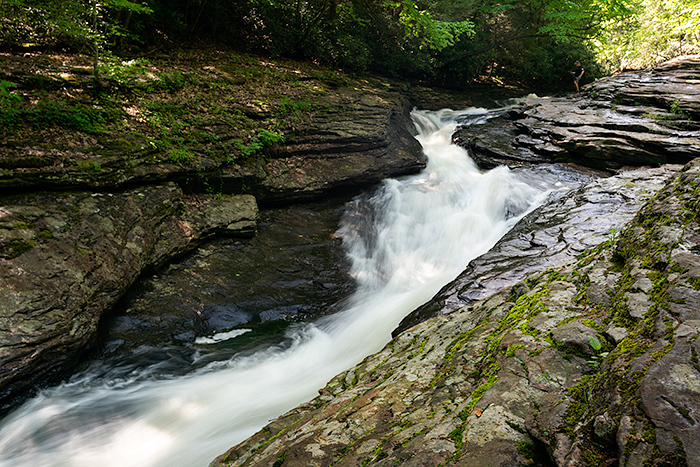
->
[1,0,698,87]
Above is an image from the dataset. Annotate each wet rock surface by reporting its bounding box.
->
[395,164,680,334]
[209,57,700,467]
[2,53,699,467]
[454,55,700,172]
[0,185,257,411]
[211,158,700,467]
[95,197,355,362]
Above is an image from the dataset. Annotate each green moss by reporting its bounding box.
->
[566,375,597,433]
[580,445,608,466]
[672,436,687,463]
[484,285,550,356]
[37,228,54,239]
[0,239,37,259]
[393,425,429,450]
[642,419,656,444]
[249,416,304,455]
[516,440,535,459]
[448,423,465,450]
[505,343,525,358]
[330,427,376,466]
[621,427,639,462]
[580,319,602,331]
[691,346,700,373]
[271,450,287,467]
[78,160,102,171]
[507,420,527,434]
[351,369,359,386]
[463,365,499,416]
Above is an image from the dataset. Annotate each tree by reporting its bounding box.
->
[385,0,474,50]
[424,0,635,86]
[0,0,152,82]
[594,0,700,70]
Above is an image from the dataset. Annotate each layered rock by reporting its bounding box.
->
[205,93,426,205]
[0,54,426,205]
[210,158,700,467]
[0,186,257,411]
[0,54,430,413]
[454,55,700,172]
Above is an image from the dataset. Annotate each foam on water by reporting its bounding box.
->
[0,107,553,467]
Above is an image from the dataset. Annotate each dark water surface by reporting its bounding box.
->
[88,195,357,372]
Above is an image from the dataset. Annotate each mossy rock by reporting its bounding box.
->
[0,156,53,169]
[0,239,37,259]
[97,134,153,156]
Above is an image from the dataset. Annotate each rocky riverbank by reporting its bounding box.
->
[0,185,257,410]
[454,55,700,172]
[0,49,430,412]
[1,50,699,466]
[211,159,700,467]
[211,57,700,467]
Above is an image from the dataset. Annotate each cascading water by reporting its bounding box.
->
[0,108,556,467]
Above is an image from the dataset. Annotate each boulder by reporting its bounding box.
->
[0,185,257,412]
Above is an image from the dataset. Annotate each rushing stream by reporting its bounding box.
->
[0,108,558,467]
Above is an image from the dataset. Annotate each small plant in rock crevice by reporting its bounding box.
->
[586,336,609,369]
[670,98,690,119]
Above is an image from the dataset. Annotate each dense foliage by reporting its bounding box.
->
[595,0,700,70]
[1,0,698,87]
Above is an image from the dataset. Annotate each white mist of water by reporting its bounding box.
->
[0,108,552,467]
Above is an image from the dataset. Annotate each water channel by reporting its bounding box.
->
[0,107,565,467]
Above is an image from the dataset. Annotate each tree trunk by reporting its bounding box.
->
[92,0,100,87]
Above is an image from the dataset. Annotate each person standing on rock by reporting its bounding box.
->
[571,60,584,91]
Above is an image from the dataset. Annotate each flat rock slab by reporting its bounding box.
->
[454,55,700,172]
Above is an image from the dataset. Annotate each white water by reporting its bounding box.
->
[0,108,553,467]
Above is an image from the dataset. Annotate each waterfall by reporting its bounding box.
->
[0,108,554,467]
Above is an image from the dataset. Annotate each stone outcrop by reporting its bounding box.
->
[0,53,426,206]
[98,200,356,356]
[210,158,700,467]
[210,56,700,467]
[0,53,430,413]
[204,94,426,205]
[454,55,700,172]
[0,186,257,411]
[3,52,700,466]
